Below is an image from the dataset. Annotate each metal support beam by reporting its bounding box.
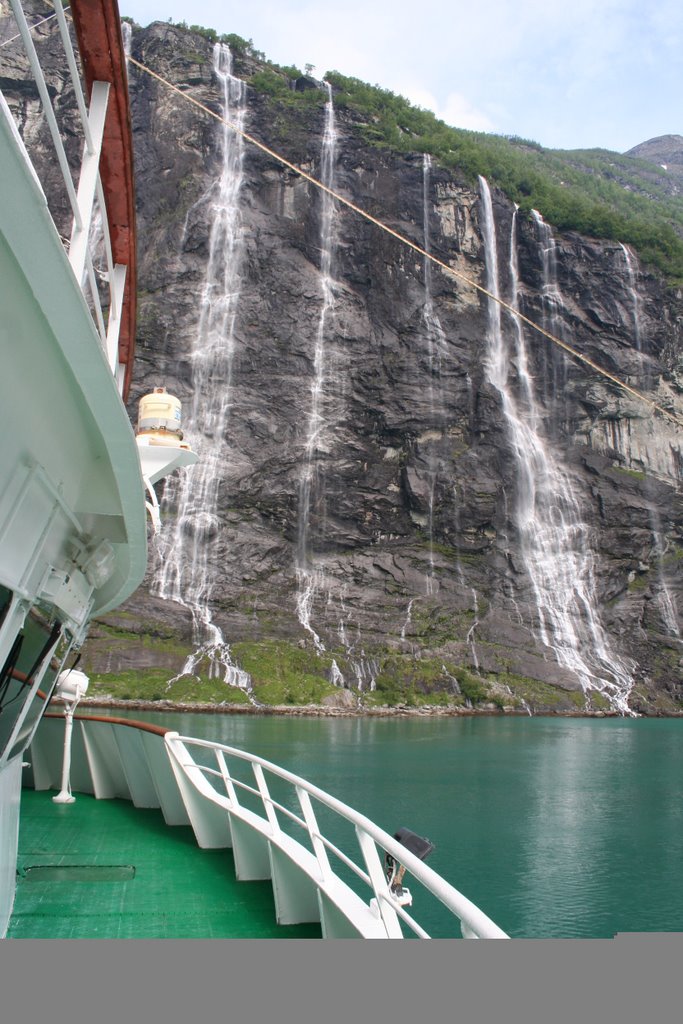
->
[268,844,321,925]
[68,81,110,284]
[105,263,127,378]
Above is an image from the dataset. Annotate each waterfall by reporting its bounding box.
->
[295,82,338,648]
[152,44,251,694]
[121,20,132,58]
[420,154,449,595]
[467,588,480,669]
[650,525,681,638]
[421,155,448,381]
[329,659,345,687]
[532,209,563,332]
[81,204,104,289]
[620,243,643,351]
[353,659,378,692]
[400,598,414,642]
[616,247,679,638]
[478,177,635,714]
[331,592,378,694]
[530,209,569,422]
[621,246,679,637]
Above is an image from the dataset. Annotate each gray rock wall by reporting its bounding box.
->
[4,10,682,711]
[116,24,683,712]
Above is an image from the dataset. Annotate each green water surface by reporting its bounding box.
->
[94,711,683,939]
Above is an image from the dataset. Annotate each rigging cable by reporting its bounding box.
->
[9,1,677,427]
[123,53,683,432]
[0,6,65,48]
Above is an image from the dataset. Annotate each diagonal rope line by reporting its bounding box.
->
[9,3,679,430]
[124,53,683,431]
[0,6,64,48]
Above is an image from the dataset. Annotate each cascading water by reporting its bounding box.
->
[420,158,483,649]
[530,209,570,424]
[400,598,414,643]
[421,155,448,381]
[420,154,449,595]
[478,177,636,714]
[327,591,378,695]
[152,44,251,694]
[617,246,680,637]
[121,20,132,58]
[650,527,681,638]
[81,204,104,291]
[466,588,480,669]
[620,243,643,352]
[295,82,338,650]
[610,243,679,634]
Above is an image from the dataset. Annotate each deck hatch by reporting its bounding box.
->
[21,864,135,882]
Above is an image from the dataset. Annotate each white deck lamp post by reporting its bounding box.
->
[52,669,89,804]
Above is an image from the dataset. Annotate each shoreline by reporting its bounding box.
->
[68,696,677,718]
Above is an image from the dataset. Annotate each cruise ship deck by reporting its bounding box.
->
[8,789,321,939]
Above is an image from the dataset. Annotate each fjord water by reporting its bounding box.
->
[107,711,683,939]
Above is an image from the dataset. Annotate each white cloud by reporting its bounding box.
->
[436,93,496,133]
[399,85,495,133]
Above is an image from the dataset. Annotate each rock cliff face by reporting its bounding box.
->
[626,135,683,190]
[4,13,683,712]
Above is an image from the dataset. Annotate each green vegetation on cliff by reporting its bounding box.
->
[324,72,683,284]
[163,21,682,282]
[84,628,601,713]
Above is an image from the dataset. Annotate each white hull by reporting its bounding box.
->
[0,761,22,935]
[0,0,148,933]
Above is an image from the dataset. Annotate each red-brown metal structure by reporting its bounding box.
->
[70,0,137,401]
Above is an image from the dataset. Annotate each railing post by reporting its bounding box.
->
[165,738,231,848]
[216,749,239,806]
[355,828,403,938]
[461,921,481,939]
[253,763,280,836]
[297,787,331,881]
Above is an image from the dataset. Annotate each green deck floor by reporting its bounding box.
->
[7,790,321,939]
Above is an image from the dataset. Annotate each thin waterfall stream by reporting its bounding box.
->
[152,44,251,696]
[618,245,680,637]
[620,242,643,352]
[478,177,635,714]
[420,153,449,597]
[295,82,338,654]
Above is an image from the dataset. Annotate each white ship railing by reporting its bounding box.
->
[164,732,509,939]
[27,714,509,939]
[3,0,128,392]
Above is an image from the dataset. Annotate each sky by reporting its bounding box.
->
[120,0,681,153]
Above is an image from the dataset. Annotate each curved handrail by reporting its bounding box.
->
[165,732,509,940]
[43,710,170,738]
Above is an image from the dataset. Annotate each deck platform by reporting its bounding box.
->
[7,789,321,939]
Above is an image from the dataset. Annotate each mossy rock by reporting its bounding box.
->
[87,668,251,705]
